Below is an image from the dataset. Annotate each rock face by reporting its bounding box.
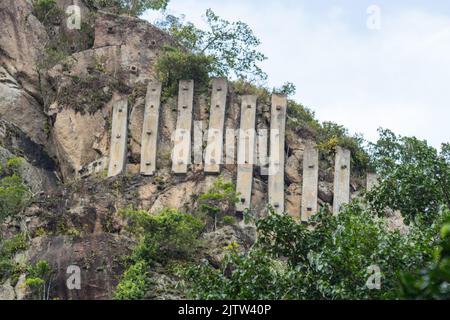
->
[0,1,370,301]
[0,120,58,193]
[44,11,175,180]
[0,1,49,146]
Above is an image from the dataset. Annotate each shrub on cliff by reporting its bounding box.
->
[114,208,204,300]
[181,204,442,300]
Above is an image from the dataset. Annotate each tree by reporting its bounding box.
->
[25,260,54,300]
[399,209,450,299]
[84,0,169,16]
[197,177,239,231]
[367,129,450,225]
[156,9,267,83]
[114,208,204,299]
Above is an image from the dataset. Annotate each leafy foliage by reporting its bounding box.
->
[114,208,204,300]
[0,233,29,283]
[155,10,266,97]
[399,209,450,299]
[154,46,215,99]
[181,204,441,300]
[0,173,29,223]
[367,129,450,225]
[316,122,370,173]
[25,260,54,300]
[84,0,169,16]
[158,10,267,81]
[114,260,149,300]
[196,176,239,231]
[32,0,60,25]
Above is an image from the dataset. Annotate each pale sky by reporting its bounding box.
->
[142,0,450,148]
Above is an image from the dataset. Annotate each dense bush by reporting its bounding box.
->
[114,208,204,300]
[0,233,29,283]
[0,168,29,223]
[155,46,215,99]
[181,204,442,299]
[367,129,450,225]
[84,0,169,16]
[114,260,149,300]
[399,210,450,299]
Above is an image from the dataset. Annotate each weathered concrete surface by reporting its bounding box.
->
[172,80,194,174]
[140,82,162,176]
[225,128,236,166]
[301,142,319,221]
[366,173,379,191]
[257,129,269,175]
[108,99,128,177]
[333,146,351,214]
[236,95,257,212]
[268,95,287,214]
[204,78,228,173]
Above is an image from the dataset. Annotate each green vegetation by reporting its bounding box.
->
[181,204,444,299]
[155,47,215,99]
[367,129,450,225]
[155,9,267,97]
[114,208,203,300]
[32,0,60,25]
[25,260,54,300]
[196,177,239,231]
[0,157,30,223]
[113,260,150,300]
[400,212,450,299]
[0,233,29,284]
[84,0,169,16]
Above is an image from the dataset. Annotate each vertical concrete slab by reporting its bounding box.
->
[205,78,228,173]
[366,173,379,191]
[193,120,204,165]
[258,129,269,175]
[235,95,257,212]
[225,127,236,165]
[172,80,194,174]
[140,82,162,176]
[301,142,319,221]
[108,99,128,177]
[333,146,351,214]
[268,94,287,214]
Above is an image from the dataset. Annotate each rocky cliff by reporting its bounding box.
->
[0,0,366,300]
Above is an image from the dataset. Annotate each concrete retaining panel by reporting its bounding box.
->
[333,146,351,214]
[301,141,319,221]
[108,99,128,177]
[140,82,162,176]
[172,80,194,174]
[268,94,287,214]
[205,78,228,173]
[235,95,257,212]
